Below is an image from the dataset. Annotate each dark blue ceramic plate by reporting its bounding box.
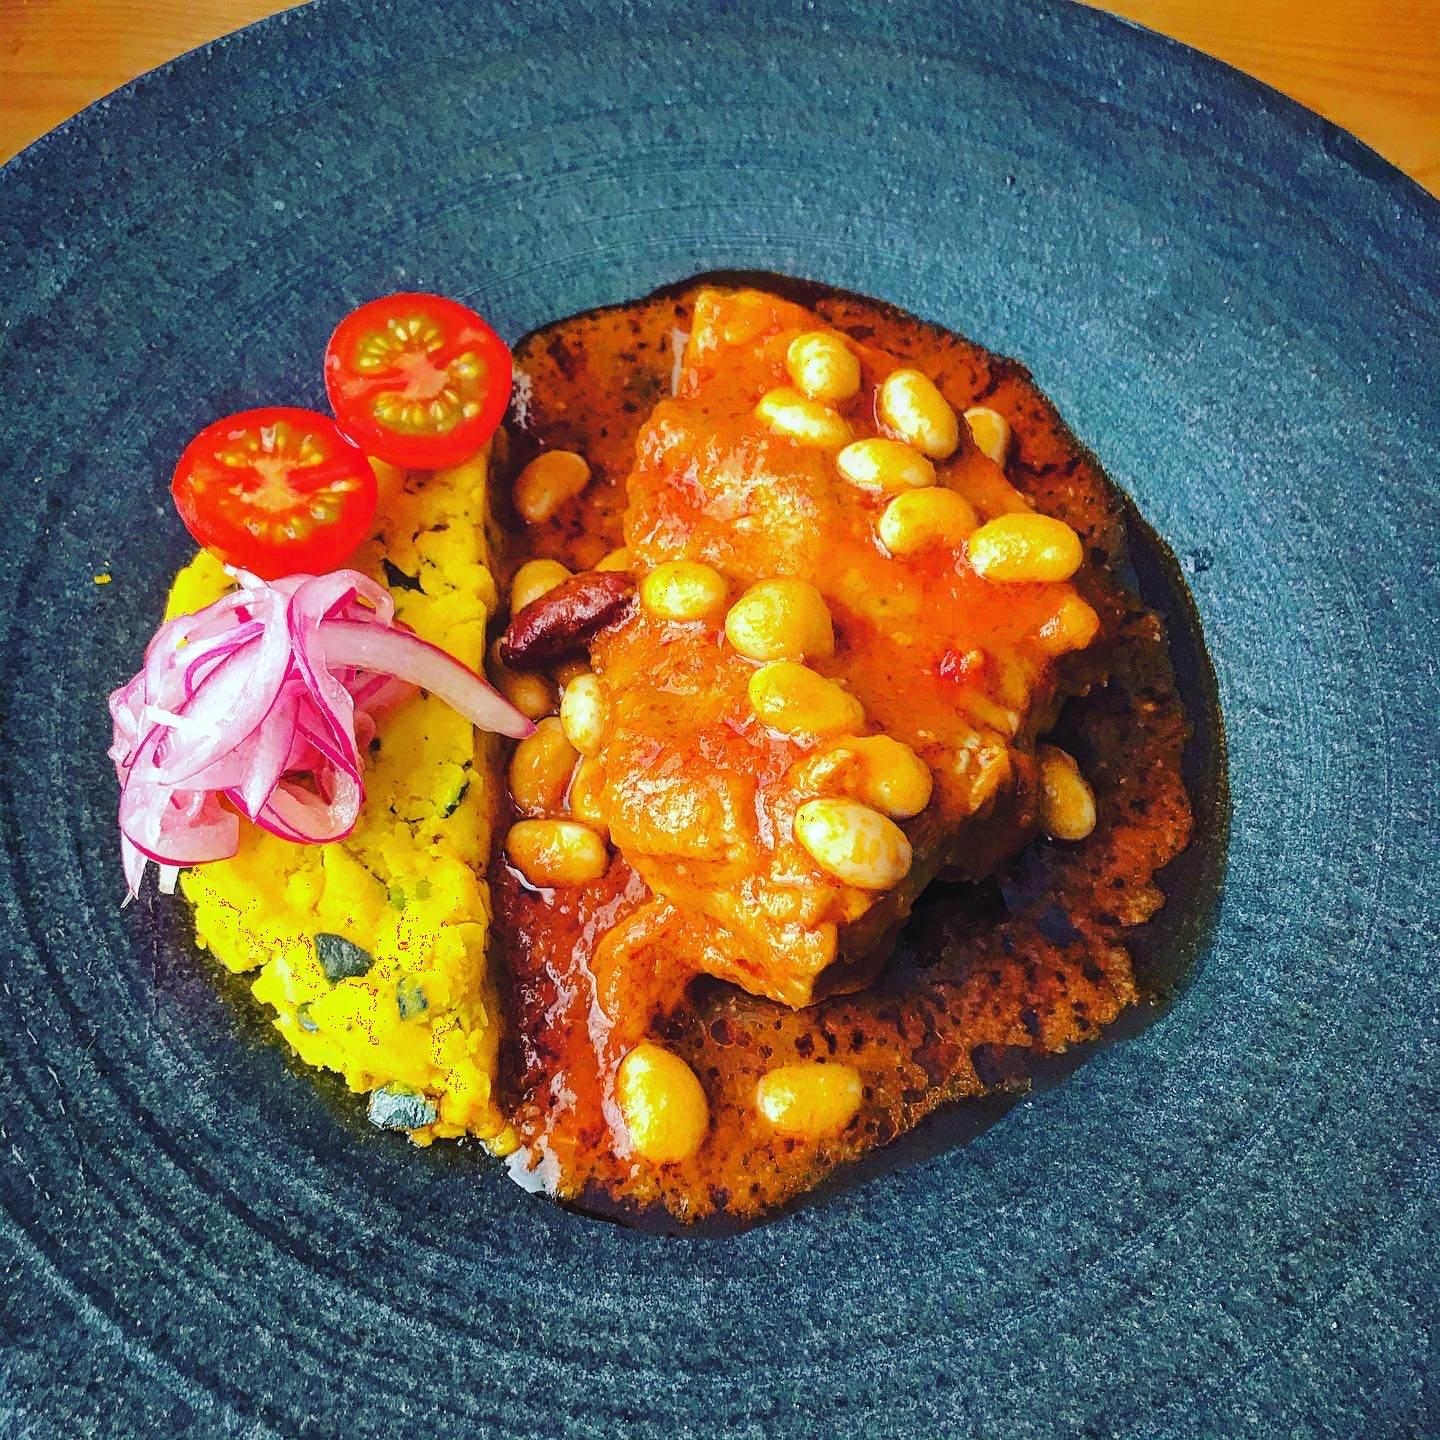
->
[2,1,1436,1434]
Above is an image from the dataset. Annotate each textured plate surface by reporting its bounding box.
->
[1,1,1437,1435]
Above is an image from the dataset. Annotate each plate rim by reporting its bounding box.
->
[3,0,1438,235]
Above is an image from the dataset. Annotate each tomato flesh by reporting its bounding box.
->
[324,293,512,468]
[171,407,378,580]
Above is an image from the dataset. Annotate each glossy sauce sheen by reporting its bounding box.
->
[492,280,1194,1226]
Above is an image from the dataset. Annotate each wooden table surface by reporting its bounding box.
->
[1,0,1437,194]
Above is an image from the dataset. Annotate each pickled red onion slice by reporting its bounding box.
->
[109,566,532,900]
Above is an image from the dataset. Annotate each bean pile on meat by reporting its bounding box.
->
[487,280,1195,1226]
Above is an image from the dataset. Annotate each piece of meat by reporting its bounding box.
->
[584,287,1094,1008]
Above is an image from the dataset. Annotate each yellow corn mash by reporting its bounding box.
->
[169,452,514,1149]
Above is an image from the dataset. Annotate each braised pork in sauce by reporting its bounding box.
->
[490,278,1195,1226]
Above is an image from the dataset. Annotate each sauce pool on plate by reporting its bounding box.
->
[491,275,1202,1229]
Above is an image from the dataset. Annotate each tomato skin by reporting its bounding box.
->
[324,293,512,469]
[171,407,378,580]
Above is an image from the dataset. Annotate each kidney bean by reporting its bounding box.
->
[498,571,636,669]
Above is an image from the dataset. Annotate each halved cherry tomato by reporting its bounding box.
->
[323,293,512,469]
[171,407,378,580]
